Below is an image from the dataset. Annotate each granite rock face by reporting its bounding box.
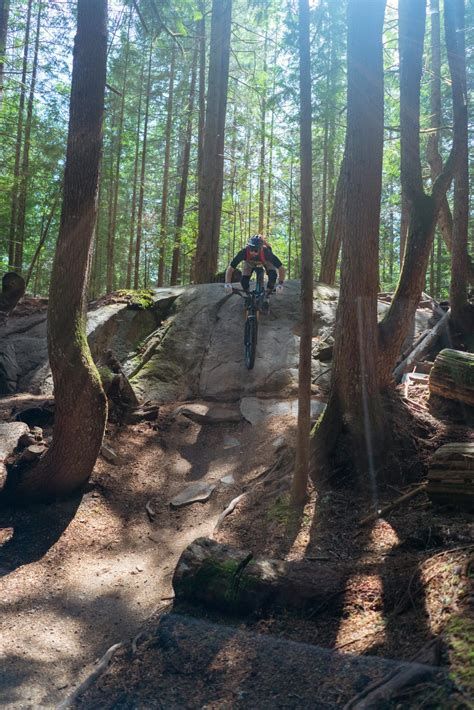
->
[0,282,436,405]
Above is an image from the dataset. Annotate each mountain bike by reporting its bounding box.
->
[232,268,271,370]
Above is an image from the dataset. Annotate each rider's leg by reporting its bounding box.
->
[265,265,277,291]
[241,263,253,291]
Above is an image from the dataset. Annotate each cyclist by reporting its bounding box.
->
[224,235,286,303]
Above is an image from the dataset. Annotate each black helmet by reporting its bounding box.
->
[247,235,263,250]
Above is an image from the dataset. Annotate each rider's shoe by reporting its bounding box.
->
[260,298,269,314]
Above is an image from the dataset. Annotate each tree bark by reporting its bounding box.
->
[157,43,176,287]
[170,38,198,286]
[197,2,206,187]
[194,0,232,283]
[107,10,131,292]
[447,0,473,331]
[6,0,108,502]
[126,58,144,289]
[318,153,345,285]
[292,0,313,505]
[134,39,153,290]
[312,0,388,480]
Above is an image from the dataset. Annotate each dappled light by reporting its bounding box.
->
[1,0,473,705]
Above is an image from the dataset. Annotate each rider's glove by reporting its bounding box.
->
[276,282,284,294]
[224,282,232,291]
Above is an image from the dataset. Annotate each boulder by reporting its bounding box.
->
[0,421,30,488]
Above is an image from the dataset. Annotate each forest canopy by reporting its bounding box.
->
[0,0,472,297]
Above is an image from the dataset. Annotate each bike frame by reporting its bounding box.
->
[231,268,270,369]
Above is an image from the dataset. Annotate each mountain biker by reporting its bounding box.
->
[224,235,286,301]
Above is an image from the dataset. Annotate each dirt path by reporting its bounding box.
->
[0,406,285,708]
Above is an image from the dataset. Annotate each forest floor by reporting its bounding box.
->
[0,386,473,708]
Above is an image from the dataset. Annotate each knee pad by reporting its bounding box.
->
[266,274,276,290]
[241,275,250,291]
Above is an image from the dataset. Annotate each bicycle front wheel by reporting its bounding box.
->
[244,316,257,370]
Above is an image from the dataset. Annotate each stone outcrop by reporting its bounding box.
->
[0,289,182,395]
[0,282,437,404]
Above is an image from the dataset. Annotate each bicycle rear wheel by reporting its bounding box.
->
[244,316,257,370]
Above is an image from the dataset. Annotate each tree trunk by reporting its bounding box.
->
[194,0,232,283]
[157,43,176,287]
[134,39,153,290]
[312,0,388,481]
[107,10,131,292]
[197,1,206,185]
[427,0,473,287]
[378,0,458,386]
[0,0,10,108]
[171,38,198,286]
[292,0,313,506]
[15,0,42,275]
[318,153,345,285]
[126,59,144,289]
[258,14,268,235]
[447,0,473,331]
[8,0,32,272]
[24,190,60,289]
[6,0,108,502]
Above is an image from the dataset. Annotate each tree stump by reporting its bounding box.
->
[427,443,474,511]
[429,349,474,407]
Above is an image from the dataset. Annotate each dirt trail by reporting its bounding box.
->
[0,405,285,708]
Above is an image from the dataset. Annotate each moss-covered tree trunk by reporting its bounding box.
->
[8,0,108,501]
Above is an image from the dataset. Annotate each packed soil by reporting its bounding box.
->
[0,386,473,709]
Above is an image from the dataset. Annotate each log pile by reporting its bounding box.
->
[429,348,474,407]
[427,443,474,511]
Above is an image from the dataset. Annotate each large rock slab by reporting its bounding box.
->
[0,289,182,395]
[0,421,29,488]
[129,284,230,402]
[199,280,304,401]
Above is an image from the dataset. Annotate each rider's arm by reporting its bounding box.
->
[277,265,286,284]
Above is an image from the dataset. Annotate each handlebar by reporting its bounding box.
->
[230,287,276,297]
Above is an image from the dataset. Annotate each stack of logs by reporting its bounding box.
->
[427,443,474,511]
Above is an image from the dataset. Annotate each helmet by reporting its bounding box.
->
[247,235,263,250]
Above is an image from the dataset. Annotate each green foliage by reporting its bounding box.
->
[0,0,469,300]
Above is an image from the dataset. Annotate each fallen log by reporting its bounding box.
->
[429,348,474,407]
[172,538,409,616]
[173,537,350,615]
[427,442,474,511]
[393,310,450,382]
